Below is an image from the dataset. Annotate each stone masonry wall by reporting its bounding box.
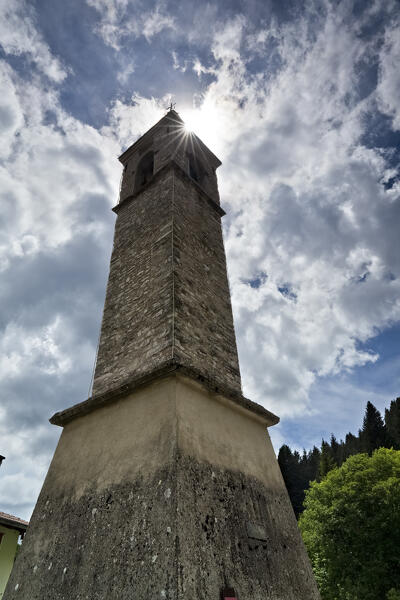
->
[176,455,320,599]
[4,467,178,600]
[92,162,241,397]
[172,167,241,393]
[92,170,174,396]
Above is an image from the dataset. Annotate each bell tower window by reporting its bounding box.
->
[188,153,200,183]
[135,151,154,192]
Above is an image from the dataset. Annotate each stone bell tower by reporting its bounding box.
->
[5,110,320,599]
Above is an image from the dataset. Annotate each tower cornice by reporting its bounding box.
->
[49,359,279,428]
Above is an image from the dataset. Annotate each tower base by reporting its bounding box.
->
[5,375,320,599]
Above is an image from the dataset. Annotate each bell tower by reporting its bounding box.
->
[92,109,242,399]
[4,110,320,600]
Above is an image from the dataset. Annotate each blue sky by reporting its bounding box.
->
[0,0,399,519]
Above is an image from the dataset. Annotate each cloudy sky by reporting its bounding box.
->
[0,0,400,520]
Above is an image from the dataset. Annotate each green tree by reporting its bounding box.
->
[343,431,359,459]
[278,445,304,517]
[359,401,386,453]
[317,440,336,480]
[385,397,400,449]
[279,444,321,517]
[299,448,400,600]
[329,434,340,464]
[306,445,321,482]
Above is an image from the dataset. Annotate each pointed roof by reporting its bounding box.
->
[118,109,221,169]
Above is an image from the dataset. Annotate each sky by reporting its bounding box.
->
[0,0,399,520]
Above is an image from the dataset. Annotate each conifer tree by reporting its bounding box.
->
[318,440,336,479]
[278,445,304,517]
[278,445,298,510]
[307,446,321,482]
[385,397,400,449]
[343,432,359,459]
[360,401,386,454]
[329,434,340,465]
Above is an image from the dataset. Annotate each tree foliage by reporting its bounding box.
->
[299,449,400,600]
[278,444,320,517]
[359,400,387,453]
[386,397,400,449]
[318,440,336,479]
[279,397,400,517]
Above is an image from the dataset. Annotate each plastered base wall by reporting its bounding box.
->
[4,376,320,600]
[0,526,19,599]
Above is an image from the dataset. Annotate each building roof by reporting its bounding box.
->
[0,511,29,535]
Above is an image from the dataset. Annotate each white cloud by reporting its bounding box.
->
[0,318,72,380]
[0,0,67,82]
[172,50,187,72]
[142,6,175,41]
[186,3,219,46]
[0,61,121,263]
[0,424,57,520]
[103,93,167,148]
[377,23,400,130]
[87,0,129,20]
[117,59,135,84]
[192,58,211,78]
[87,0,175,48]
[0,63,24,161]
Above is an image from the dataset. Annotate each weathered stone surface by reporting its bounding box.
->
[172,167,241,392]
[5,464,318,600]
[92,167,176,396]
[92,154,242,397]
[5,376,320,600]
[176,456,319,599]
[5,470,177,600]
